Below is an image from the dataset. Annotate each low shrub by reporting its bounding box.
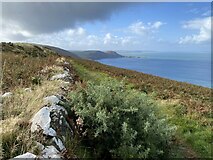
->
[69,79,175,159]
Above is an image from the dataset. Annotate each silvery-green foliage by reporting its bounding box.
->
[69,79,175,158]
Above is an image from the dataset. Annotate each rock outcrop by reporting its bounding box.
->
[13,67,74,159]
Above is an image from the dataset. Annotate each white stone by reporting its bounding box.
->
[44,95,60,105]
[24,88,32,92]
[50,71,69,81]
[2,92,12,98]
[13,152,37,159]
[31,107,56,137]
[52,137,65,151]
[41,146,62,159]
[61,81,70,85]
[46,127,57,137]
[64,61,69,65]
[49,104,68,115]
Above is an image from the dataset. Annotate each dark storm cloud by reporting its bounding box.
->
[2,2,127,34]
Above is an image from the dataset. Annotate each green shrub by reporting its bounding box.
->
[69,79,175,159]
[31,76,41,85]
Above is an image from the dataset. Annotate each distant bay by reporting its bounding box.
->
[97,56,211,88]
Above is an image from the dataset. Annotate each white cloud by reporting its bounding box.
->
[86,35,99,46]
[103,33,138,47]
[1,21,33,41]
[179,17,211,44]
[23,27,90,49]
[129,21,147,35]
[67,27,86,37]
[129,21,165,35]
[103,33,112,44]
[151,21,164,29]
[23,27,138,50]
[121,37,131,45]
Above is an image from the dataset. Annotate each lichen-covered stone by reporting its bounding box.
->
[30,107,57,137]
[11,63,75,159]
[13,152,37,159]
[50,71,71,81]
[41,145,62,159]
[44,95,60,105]
[2,92,12,98]
[30,95,73,159]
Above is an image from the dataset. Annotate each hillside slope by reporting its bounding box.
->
[1,42,80,159]
[71,58,212,159]
[71,50,123,60]
[44,45,79,58]
[1,42,212,159]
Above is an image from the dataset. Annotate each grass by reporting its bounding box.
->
[71,59,113,83]
[70,60,213,159]
[1,42,75,159]
[158,100,212,158]
[1,80,64,159]
[1,42,211,159]
[1,42,60,92]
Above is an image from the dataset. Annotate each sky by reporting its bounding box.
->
[1,2,212,53]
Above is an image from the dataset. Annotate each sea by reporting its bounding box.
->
[97,51,211,88]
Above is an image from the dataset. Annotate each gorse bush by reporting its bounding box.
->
[69,79,175,159]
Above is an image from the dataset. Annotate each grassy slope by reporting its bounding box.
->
[1,43,76,159]
[43,45,79,58]
[1,42,61,92]
[71,58,212,158]
[1,42,212,158]
[71,50,123,60]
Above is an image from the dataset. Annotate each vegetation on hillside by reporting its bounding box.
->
[1,42,60,92]
[72,58,211,118]
[71,50,123,60]
[1,42,75,159]
[71,59,212,158]
[1,42,212,159]
[69,80,175,159]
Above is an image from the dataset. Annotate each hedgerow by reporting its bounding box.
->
[69,79,175,158]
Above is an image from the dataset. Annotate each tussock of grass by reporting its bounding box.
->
[1,79,64,159]
[2,80,62,128]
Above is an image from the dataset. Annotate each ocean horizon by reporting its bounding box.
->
[97,52,211,88]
